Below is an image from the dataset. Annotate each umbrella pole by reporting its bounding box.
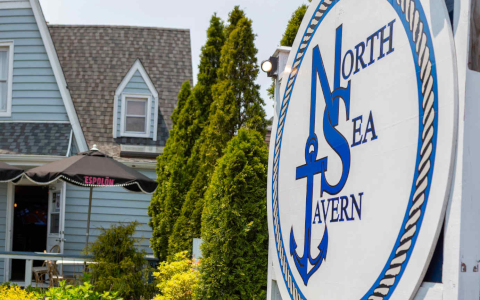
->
[85,187,93,249]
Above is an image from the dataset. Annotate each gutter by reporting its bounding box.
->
[0,154,66,166]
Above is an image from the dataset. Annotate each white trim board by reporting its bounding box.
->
[0,41,14,118]
[413,282,443,300]
[113,59,159,141]
[4,182,13,281]
[0,1,30,9]
[29,0,88,152]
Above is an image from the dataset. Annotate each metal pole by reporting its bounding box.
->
[85,187,93,249]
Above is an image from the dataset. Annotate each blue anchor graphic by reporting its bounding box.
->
[290,25,351,286]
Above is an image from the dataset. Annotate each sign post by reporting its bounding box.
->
[266,0,460,299]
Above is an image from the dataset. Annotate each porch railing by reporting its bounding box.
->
[0,251,159,287]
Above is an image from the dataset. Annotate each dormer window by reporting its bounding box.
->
[0,41,14,117]
[113,59,158,140]
[121,94,152,138]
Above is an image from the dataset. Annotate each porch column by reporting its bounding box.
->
[24,259,32,286]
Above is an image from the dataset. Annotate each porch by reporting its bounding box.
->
[0,250,92,287]
[0,179,155,283]
[0,250,159,287]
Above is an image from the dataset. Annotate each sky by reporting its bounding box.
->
[38,0,309,119]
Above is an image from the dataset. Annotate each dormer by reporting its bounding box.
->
[113,59,159,141]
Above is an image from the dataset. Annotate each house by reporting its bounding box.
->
[0,0,192,283]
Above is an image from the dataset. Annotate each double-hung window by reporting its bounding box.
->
[0,41,13,117]
[120,94,151,138]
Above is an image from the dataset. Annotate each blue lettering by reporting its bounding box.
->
[366,31,379,66]
[354,42,367,74]
[310,26,351,198]
[321,199,330,222]
[339,196,353,221]
[330,197,340,222]
[342,50,354,80]
[341,19,396,77]
[363,111,378,143]
[378,19,396,60]
[314,192,364,224]
[313,201,322,224]
[352,116,363,147]
[351,193,363,220]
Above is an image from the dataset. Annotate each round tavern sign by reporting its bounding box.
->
[267,0,457,299]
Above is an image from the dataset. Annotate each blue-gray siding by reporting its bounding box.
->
[0,8,68,122]
[62,169,155,275]
[116,71,155,138]
[0,183,7,282]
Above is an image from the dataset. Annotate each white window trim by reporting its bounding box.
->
[0,41,14,117]
[113,59,159,141]
[120,93,152,138]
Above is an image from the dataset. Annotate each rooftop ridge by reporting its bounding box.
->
[47,24,189,31]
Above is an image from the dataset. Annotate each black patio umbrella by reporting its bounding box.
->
[0,162,24,182]
[25,146,158,248]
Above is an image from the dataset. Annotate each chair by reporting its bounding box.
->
[46,260,76,287]
[48,245,60,254]
[32,245,61,286]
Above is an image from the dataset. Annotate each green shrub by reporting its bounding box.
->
[153,251,199,300]
[197,129,268,299]
[86,222,153,300]
[41,281,122,300]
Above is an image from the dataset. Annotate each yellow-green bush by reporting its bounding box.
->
[0,285,36,300]
[41,281,122,300]
[0,281,123,300]
[153,251,199,300]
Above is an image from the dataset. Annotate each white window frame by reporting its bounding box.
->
[0,41,14,117]
[120,93,152,138]
[47,189,60,236]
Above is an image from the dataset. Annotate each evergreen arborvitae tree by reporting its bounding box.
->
[267,3,309,99]
[279,4,309,47]
[148,15,225,261]
[169,7,267,256]
[196,129,268,299]
[148,81,191,260]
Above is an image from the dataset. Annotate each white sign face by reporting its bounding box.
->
[267,0,457,299]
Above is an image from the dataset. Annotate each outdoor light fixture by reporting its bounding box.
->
[261,56,278,78]
[261,60,273,72]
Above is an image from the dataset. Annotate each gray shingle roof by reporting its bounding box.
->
[48,25,193,160]
[0,123,72,156]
